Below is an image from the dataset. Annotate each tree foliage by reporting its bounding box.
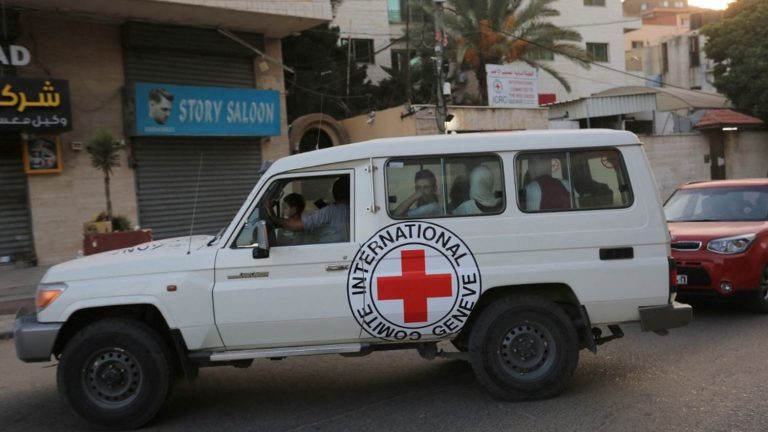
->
[702,0,768,123]
[86,129,123,219]
[402,0,590,105]
[282,24,386,122]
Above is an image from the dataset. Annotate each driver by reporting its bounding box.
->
[267,176,350,244]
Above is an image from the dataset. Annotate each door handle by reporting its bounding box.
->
[326,264,350,272]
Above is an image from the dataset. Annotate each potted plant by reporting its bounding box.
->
[82,129,152,255]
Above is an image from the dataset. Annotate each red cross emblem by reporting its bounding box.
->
[376,249,453,323]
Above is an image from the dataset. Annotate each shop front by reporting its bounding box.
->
[0,76,72,266]
[124,22,280,239]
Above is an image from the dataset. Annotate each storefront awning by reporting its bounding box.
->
[592,86,731,111]
[691,109,764,130]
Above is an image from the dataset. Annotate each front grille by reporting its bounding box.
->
[677,266,711,286]
[672,241,702,251]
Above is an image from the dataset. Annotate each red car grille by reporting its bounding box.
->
[671,241,702,251]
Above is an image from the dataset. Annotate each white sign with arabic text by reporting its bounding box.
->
[485,63,539,108]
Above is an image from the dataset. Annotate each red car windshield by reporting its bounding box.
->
[665,187,768,222]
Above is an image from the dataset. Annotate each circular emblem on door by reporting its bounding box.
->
[347,221,481,341]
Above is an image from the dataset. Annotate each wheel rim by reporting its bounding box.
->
[82,347,143,409]
[498,321,557,381]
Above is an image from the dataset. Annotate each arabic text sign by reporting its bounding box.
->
[0,78,72,132]
[134,83,281,137]
[485,63,539,108]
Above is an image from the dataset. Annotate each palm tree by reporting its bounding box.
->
[439,0,591,104]
[86,129,123,220]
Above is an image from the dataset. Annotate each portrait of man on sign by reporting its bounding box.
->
[148,88,174,125]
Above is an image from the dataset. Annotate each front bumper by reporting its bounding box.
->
[638,301,692,332]
[674,251,763,295]
[14,310,62,362]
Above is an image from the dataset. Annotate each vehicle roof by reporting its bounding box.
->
[679,179,768,190]
[267,129,640,174]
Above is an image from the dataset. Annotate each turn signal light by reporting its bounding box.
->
[36,283,67,311]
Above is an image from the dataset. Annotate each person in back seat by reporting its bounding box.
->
[525,158,572,211]
[452,165,502,215]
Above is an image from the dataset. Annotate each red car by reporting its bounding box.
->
[664,179,768,311]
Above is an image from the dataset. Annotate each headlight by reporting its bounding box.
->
[707,233,756,255]
[36,282,67,312]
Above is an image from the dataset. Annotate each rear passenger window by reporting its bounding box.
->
[517,149,633,212]
[386,155,504,218]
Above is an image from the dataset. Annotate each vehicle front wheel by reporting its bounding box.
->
[468,295,579,401]
[57,319,173,429]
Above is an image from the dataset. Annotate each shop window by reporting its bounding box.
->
[529,49,554,61]
[386,155,504,218]
[689,36,700,67]
[587,43,609,62]
[342,39,375,64]
[516,149,633,212]
[391,49,409,73]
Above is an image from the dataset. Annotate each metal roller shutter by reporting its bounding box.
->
[0,135,34,263]
[132,137,261,240]
[122,21,261,88]
[124,22,265,240]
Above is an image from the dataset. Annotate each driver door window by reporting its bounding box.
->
[235,174,351,247]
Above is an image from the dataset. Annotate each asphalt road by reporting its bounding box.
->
[2,302,768,432]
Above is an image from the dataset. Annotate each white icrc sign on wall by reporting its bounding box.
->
[485,62,539,108]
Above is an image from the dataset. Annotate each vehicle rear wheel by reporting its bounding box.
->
[57,319,173,429]
[468,295,579,401]
[750,265,768,313]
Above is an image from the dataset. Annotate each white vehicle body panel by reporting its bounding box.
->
[36,130,672,353]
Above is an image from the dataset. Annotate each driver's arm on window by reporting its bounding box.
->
[264,198,305,232]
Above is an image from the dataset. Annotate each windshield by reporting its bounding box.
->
[665,187,768,222]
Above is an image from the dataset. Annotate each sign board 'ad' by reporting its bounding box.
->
[485,63,539,108]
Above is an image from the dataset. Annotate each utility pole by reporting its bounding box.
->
[405,0,412,105]
[432,0,447,133]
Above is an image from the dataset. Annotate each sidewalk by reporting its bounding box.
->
[0,264,50,339]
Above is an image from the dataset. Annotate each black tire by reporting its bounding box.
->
[57,319,173,430]
[468,295,579,401]
[749,265,768,313]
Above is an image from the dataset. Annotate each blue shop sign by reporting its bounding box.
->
[134,83,280,136]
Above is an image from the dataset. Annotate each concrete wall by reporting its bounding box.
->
[642,131,768,201]
[642,133,710,200]
[257,38,292,162]
[340,106,417,143]
[725,131,768,179]
[17,15,136,265]
[333,0,392,83]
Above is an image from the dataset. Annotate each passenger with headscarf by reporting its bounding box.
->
[452,165,502,215]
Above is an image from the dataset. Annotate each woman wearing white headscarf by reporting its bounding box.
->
[452,165,502,215]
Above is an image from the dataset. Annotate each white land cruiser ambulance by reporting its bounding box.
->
[15,129,691,428]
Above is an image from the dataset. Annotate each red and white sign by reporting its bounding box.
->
[347,221,481,341]
[485,62,539,108]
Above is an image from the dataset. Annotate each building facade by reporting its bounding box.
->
[333,0,640,102]
[0,0,333,266]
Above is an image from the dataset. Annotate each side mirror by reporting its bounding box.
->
[252,220,270,259]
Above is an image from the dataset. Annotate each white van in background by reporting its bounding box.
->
[15,129,691,428]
